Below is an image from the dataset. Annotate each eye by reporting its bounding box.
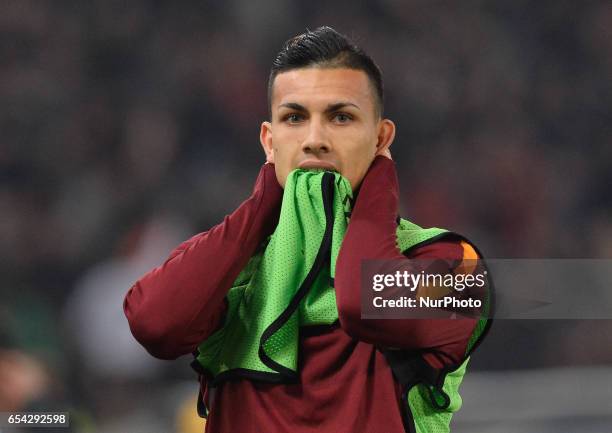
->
[283,113,305,124]
[332,112,353,123]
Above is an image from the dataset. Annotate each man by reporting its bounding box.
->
[124,26,491,433]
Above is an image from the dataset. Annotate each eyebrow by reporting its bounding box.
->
[277,101,361,113]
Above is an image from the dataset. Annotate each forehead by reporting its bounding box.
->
[271,67,376,111]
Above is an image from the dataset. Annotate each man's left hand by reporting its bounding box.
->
[376,147,392,160]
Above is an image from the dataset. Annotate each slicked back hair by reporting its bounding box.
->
[268,26,384,118]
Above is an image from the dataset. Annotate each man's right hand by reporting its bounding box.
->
[124,161,283,359]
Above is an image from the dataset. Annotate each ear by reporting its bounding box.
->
[375,118,396,156]
[259,121,274,164]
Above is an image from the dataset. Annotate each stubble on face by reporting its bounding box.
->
[265,67,382,191]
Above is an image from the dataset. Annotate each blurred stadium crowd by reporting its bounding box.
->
[1,1,611,432]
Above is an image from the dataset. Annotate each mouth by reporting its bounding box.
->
[297,159,338,172]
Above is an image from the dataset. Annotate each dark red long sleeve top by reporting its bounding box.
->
[124,157,478,433]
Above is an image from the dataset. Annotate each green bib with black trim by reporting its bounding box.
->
[194,168,492,433]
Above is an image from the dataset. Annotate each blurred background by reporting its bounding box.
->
[1,0,611,432]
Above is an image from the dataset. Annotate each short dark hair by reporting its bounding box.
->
[268,26,384,117]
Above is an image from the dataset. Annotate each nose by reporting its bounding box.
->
[301,120,331,155]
